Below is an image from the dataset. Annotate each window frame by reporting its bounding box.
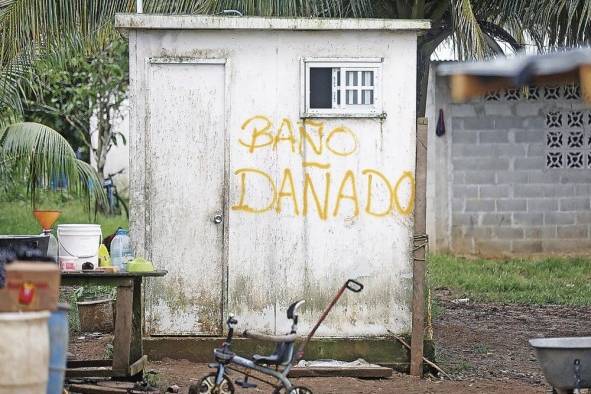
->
[300,58,384,118]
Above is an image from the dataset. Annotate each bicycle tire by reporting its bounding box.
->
[115,194,129,219]
[189,372,234,394]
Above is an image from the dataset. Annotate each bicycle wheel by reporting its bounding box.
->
[189,372,234,394]
[274,386,313,394]
[116,194,129,218]
[289,387,313,394]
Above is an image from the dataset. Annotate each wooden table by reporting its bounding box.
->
[61,270,167,379]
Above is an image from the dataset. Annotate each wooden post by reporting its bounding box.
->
[112,280,134,376]
[410,117,428,376]
[130,277,143,363]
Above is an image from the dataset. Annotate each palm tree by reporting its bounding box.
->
[0,122,106,206]
[1,0,590,127]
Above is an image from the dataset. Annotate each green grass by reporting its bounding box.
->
[429,254,591,306]
[0,195,128,236]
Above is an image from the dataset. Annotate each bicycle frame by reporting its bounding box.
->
[214,356,295,391]
[205,279,364,393]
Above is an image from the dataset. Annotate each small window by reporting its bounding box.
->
[302,58,383,117]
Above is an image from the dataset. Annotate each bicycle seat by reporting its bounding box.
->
[252,353,282,365]
[243,330,297,343]
[213,347,235,362]
[243,331,297,366]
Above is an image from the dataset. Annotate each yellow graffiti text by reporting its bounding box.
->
[239,116,358,157]
[231,167,414,219]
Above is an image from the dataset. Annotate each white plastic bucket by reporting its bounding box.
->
[57,224,102,270]
[0,311,50,394]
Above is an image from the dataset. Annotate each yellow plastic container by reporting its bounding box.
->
[98,244,111,267]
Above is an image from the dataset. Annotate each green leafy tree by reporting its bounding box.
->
[0,122,106,207]
[24,38,129,183]
[1,0,590,127]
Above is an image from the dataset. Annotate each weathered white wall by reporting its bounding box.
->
[119,15,425,337]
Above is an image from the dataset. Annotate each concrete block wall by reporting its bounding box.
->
[427,74,591,256]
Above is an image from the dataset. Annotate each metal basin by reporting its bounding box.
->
[529,337,591,390]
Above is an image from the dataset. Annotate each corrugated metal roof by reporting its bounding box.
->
[436,48,591,102]
[438,48,591,83]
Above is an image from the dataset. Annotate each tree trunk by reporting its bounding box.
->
[95,101,112,186]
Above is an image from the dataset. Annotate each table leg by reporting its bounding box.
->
[112,280,133,376]
[130,277,143,367]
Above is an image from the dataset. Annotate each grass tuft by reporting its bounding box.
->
[429,254,591,306]
[0,195,128,236]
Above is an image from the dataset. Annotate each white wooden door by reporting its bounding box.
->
[145,60,226,335]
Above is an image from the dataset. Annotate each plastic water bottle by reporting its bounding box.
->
[46,232,58,262]
[110,229,133,272]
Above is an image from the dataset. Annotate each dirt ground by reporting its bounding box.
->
[68,292,591,393]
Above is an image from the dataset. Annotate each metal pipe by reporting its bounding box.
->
[294,283,347,362]
[294,279,363,362]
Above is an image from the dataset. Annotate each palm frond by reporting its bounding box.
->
[0,122,106,207]
[188,0,374,17]
[494,0,591,50]
[450,0,492,60]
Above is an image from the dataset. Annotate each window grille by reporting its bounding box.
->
[302,58,383,117]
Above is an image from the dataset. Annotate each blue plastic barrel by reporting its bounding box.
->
[47,304,70,394]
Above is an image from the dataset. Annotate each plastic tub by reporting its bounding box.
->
[47,304,70,394]
[57,224,102,269]
[0,311,50,394]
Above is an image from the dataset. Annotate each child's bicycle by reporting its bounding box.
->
[190,279,364,394]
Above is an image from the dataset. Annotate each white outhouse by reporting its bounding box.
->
[116,14,429,360]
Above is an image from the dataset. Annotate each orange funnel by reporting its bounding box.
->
[33,210,61,231]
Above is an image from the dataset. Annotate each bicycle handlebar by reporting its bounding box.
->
[225,314,238,344]
[107,168,125,178]
[346,279,364,293]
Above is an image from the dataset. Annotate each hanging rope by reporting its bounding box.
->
[413,233,429,259]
